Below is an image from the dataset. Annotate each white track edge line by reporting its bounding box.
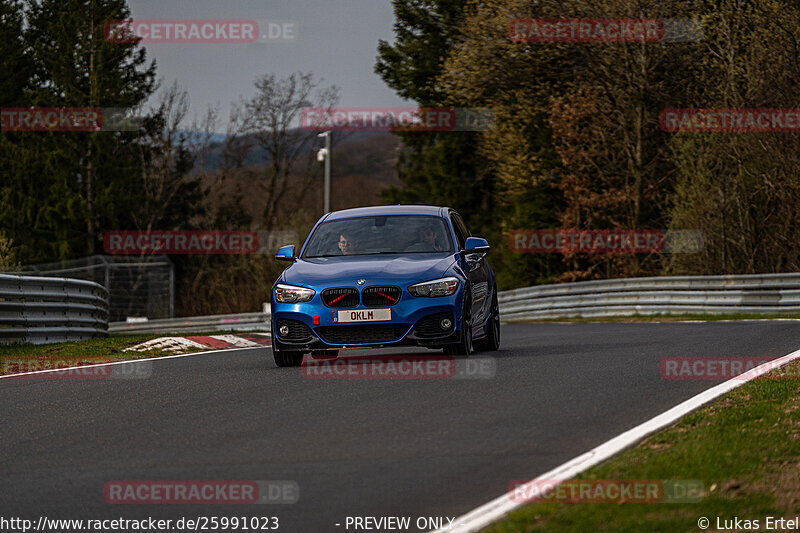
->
[0,345,269,379]
[434,346,800,533]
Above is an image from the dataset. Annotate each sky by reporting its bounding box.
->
[126,0,407,132]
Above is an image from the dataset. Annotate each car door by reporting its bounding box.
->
[450,211,491,334]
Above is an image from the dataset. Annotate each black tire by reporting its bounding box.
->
[475,287,500,352]
[273,350,304,367]
[444,294,473,357]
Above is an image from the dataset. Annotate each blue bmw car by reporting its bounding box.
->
[269,205,500,367]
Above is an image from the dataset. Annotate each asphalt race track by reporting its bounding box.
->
[2,321,800,532]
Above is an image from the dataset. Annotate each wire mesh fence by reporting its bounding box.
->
[10,255,174,322]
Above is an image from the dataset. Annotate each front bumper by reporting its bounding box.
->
[271,293,462,352]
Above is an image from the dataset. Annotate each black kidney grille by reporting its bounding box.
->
[316,324,410,344]
[362,286,401,306]
[322,287,359,308]
[276,319,314,343]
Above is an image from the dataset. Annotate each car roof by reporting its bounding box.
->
[323,205,448,221]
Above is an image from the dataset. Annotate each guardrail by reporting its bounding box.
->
[106,273,800,336]
[0,273,109,345]
[109,309,271,335]
[499,273,800,320]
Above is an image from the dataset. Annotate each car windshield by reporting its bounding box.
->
[302,215,453,258]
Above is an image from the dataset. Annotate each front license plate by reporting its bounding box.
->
[337,308,391,323]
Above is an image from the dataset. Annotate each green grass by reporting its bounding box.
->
[512,312,800,324]
[0,332,248,375]
[484,370,800,532]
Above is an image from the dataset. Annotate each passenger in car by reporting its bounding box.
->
[417,225,444,252]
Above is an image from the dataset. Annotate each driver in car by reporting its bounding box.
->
[338,232,360,255]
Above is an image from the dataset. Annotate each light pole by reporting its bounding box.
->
[317,131,331,213]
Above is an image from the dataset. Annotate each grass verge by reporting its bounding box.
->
[484,368,800,532]
[0,332,259,375]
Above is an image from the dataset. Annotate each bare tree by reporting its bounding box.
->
[229,72,340,230]
[134,80,206,232]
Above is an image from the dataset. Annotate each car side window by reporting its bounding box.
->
[452,213,471,244]
[450,213,467,249]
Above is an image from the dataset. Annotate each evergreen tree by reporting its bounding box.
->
[0,0,32,106]
[0,0,40,263]
[375,0,495,231]
[23,0,156,258]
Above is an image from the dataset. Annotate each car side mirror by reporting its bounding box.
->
[275,244,296,262]
[462,237,490,255]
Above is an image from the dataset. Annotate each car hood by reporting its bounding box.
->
[282,254,457,287]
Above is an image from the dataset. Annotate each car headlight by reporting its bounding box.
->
[274,283,316,303]
[408,277,459,297]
